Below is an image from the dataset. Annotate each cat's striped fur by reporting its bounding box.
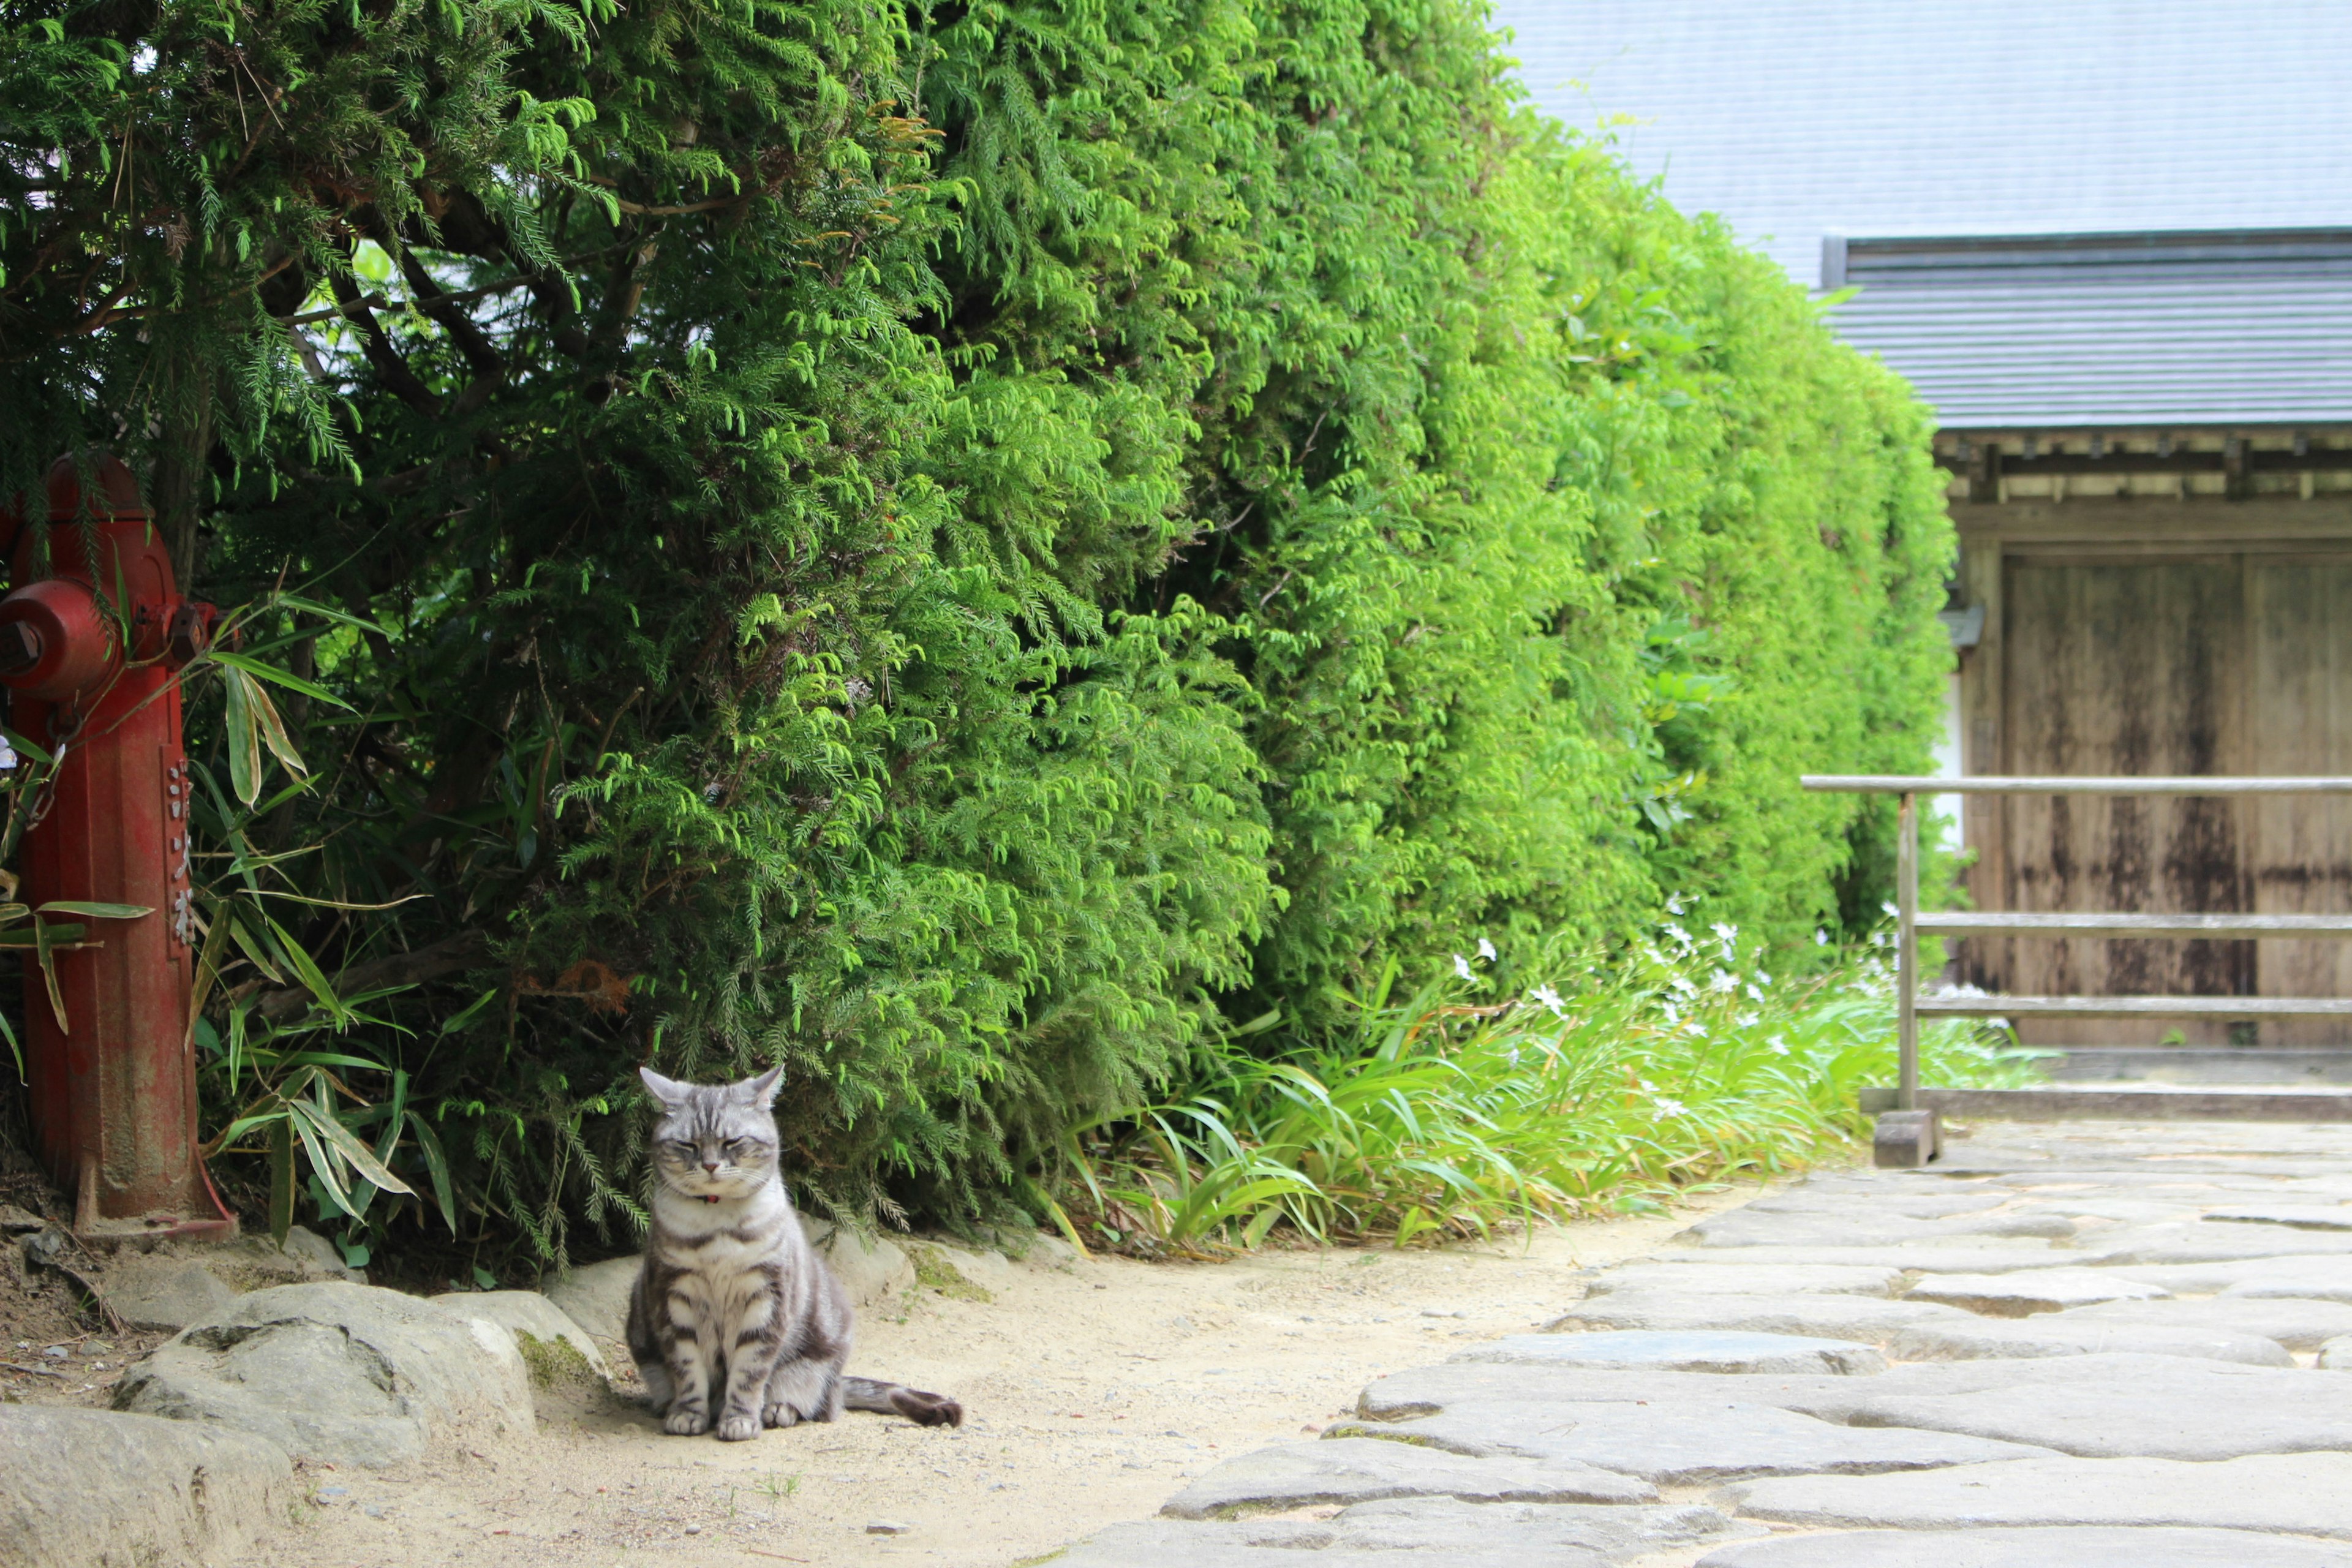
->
[625,1065,962,1439]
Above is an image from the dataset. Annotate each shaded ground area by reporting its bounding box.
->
[1048,1120,2352,1567]
[1,1189,1753,1566]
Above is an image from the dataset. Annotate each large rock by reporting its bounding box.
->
[113,1281,535,1467]
[1903,1267,2170,1316]
[429,1289,609,1382]
[1716,1452,2352,1538]
[99,1255,238,1332]
[1838,1357,2352,1460]
[540,1255,639,1344]
[0,1405,293,1568]
[1330,1399,2052,1483]
[1583,1263,1904,1299]
[1159,1438,1654,1519]
[1547,1291,1972,1344]
[804,1217,916,1305]
[1456,1331,1885,1376]
[1882,1315,2293,1366]
[1056,1499,1757,1568]
[1697,1526,2352,1567]
[206,1226,364,1287]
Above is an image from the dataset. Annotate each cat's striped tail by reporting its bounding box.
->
[843,1374,963,1427]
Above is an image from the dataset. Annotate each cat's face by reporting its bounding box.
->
[639,1065,785,1200]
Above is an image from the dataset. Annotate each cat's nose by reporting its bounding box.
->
[701,1160,721,1174]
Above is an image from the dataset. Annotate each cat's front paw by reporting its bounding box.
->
[715,1413,761,1442]
[762,1402,800,1429]
[663,1406,710,1436]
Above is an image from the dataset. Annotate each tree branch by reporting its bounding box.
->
[330,271,444,417]
[255,929,492,1023]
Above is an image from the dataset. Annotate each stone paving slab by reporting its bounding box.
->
[2109,1255,2352,1298]
[1637,1244,2075,1275]
[1716,1453,2352,1537]
[1329,1399,2054,1483]
[1902,1266,2171,1315]
[1055,1501,1762,1568]
[1545,1291,1973,1344]
[1454,1331,1885,1376]
[2206,1204,2352,1231]
[2067,1294,2352,1351]
[1581,1263,1904,1298]
[1882,1314,2294,1365]
[2075,1226,2352,1266]
[1158,1438,1655,1519]
[1836,1360,2352,1460]
[1695,1526,2352,1567]
[1741,1191,2012,1219]
[1678,1212,2079,1250]
[1357,1363,1862,1420]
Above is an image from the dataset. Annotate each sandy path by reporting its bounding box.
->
[241,1182,1769,1568]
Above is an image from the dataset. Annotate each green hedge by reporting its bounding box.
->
[0,0,1949,1258]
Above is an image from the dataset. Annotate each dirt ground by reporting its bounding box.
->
[1,1178,1776,1568]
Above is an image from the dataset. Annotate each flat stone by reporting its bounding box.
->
[1743,1190,2011,1219]
[1358,1363,1859,1420]
[1838,1357,2352,1459]
[2205,1204,2352,1231]
[429,1289,611,1381]
[1697,1526,2352,1567]
[99,1254,239,1331]
[1547,1291,1973,1344]
[805,1217,916,1305]
[1582,1264,1904,1298]
[2075,1226,2352,1267]
[1883,1315,2293,1366]
[1717,1453,2352,1537]
[1641,1245,2076,1275]
[2325,1335,2352,1368]
[1676,1211,2078,1250]
[1903,1267,2171,1316]
[1158,1438,1654,1519]
[206,1225,364,1287]
[2068,1294,2352,1352]
[0,1404,293,1568]
[113,1281,535,1467]
[1454,1331,1884,1376]
[2118,1255,2352,1299]
[1331,1399,2053,1483]
[1058,1500,1756,1568]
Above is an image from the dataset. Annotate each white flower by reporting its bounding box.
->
[1735,1011,1759,1028]
[1530,984,1566,1017]
[1664,922,1694,950]
[1507,1047,1521,1066]
[1638,1080,1659,1093]
[1687,1022,1710,1039]
[1654,1096,1689,1118]
[1709,968,1738,993]
[1768,1039,1790,1057]
[1669,974,1697,998]
[1710,920,1738,949]
[1755,970,1771,986]
[1453,953,1474,980]
[1665,893,1686,914]
[1882,901,1899,918]
[1660,1002,1679,1024]
[1815,929,1830,946]
[1477,937,1498,962]
[1642,946,1668,967]
[1745,983,1765,1002]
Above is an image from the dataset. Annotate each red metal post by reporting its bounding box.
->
[0,455,229,1242]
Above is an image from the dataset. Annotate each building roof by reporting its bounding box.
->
[1488,1,2352,429]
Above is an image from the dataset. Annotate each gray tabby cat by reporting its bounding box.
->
[626,1065,963,1439]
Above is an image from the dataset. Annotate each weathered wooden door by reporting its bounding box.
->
[1965,548,2352,1044]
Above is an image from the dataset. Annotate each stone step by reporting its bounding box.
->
[1864,1084,2352,1121]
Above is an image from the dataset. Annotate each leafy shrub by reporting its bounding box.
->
[1054,914,2043,1254]
[0,0,1951,1265]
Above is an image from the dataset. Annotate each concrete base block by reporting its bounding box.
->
[1873,1111,1940,1168]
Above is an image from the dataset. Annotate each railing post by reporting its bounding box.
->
[1898,790,1919,1112]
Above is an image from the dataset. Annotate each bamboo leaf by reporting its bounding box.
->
[209,648,355,709]
[405,1111,459,1235]
[222,666,262,806]
[268,1115,296,1243]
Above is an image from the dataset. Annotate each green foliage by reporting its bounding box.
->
[0,0,1952,1267]
[1057,919,2045,1254]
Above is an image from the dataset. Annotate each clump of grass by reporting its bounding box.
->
[908,1246,995,1303]
[1050,916,2045,1256]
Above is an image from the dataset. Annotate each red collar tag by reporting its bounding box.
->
[700,1194,722,1204]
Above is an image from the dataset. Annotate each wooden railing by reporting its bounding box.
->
[1801,775,2352,1117]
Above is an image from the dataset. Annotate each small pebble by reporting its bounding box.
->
[683,1525,701,1535]
[867,1521,911,1536]
[40,1346,67,1359]
[1419,1309,1466,1319]
[317,1486,349,1501]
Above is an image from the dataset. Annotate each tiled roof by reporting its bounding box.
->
[1488,1,2352,429]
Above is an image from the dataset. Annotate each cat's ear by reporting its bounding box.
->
[739,1063,784,1106]
[639,1066,690,1110]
